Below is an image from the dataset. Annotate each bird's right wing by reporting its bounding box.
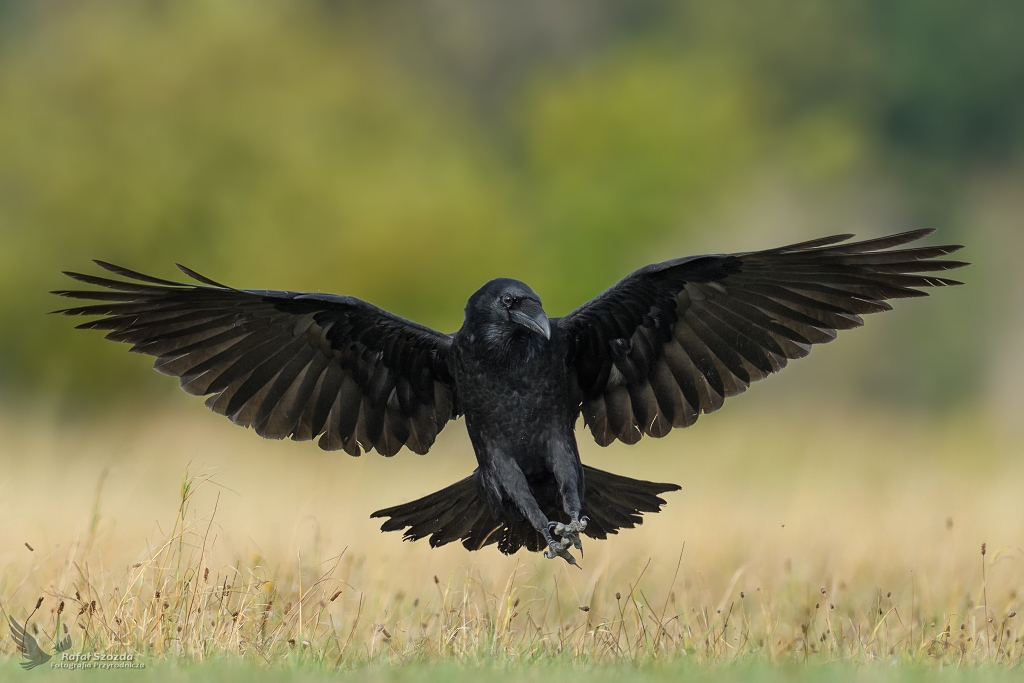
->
[54,263,458,457]
[558,229,966,446]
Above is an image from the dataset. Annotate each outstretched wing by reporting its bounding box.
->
[558,229,967,446]
[54,263,458,456]
[8,617,51,669]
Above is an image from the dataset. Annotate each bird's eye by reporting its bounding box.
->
[501,294,515,308]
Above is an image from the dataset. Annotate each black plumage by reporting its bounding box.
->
[53,230,966,564]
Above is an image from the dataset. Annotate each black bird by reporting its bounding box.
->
[54,230,965,565]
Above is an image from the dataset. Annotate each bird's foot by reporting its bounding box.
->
[543,536,580,568]
[548,515,589,557]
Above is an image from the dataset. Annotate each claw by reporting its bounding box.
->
[545,518,584,566]
[549,516,587,557]
[554,545,580,568]
[544,536,581,568]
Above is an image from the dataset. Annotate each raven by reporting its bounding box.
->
[54,230,965,565]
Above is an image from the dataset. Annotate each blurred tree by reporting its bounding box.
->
[0,2,523,399]
[0,0,1017,411]
[518,49,764,311]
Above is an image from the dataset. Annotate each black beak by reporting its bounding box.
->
[510,301,551,340]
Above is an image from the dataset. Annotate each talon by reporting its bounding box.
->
[555,545,580,568]
[578,516,589,531]
[544,516,585,566]
[544,537,581,567]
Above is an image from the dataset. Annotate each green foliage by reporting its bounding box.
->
[520,49,765,310]
[0,3,522,397]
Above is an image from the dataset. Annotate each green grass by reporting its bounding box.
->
[2,660,1024,683]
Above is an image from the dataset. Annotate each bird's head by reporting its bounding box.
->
[464,278,551,343]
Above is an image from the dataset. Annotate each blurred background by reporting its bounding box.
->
[0,0,1021,415]
[1,0,1023,632]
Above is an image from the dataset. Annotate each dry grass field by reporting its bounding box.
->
[1,397,1022,680]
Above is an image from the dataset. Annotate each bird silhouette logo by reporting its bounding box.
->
[7,616,71,670]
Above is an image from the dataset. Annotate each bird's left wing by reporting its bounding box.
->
[54,263,457,457]
[557,229,966,446]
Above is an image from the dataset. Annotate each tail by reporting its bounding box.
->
[370,466,680,554]
[370,475,503,552]
[579,466,681,540]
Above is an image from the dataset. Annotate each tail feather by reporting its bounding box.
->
[370,465,680,554]
[579,466,680,540]
[371,475,489,547]
[498,519,549,553]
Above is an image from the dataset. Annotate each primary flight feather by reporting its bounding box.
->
[54,229,966,565]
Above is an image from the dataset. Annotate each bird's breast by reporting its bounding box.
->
[454,343,573,455]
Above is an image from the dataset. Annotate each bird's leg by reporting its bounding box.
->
[549,454,587,556]
[483,452,579,567]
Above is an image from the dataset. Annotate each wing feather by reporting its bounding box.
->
[560,231,966,445]
[54,264,458,456]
